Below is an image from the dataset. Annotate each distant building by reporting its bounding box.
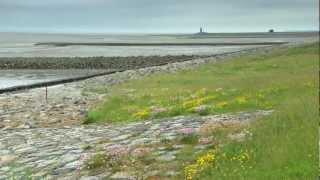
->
[196,27,208,35]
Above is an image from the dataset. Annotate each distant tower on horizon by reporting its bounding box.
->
[197,27,208,35]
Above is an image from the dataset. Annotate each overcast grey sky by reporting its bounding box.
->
[0,0,318,33]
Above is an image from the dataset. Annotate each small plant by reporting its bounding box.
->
[82,144,92,150]
[133,109,150,120]
[193,105,211,116]
[180,134,199,145]
[168,106,184,116]
[85,153,108,170]
[215,101,228,109]
[235,96,248,105]
[179,128,199,145]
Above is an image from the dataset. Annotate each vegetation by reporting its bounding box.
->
[85,43,318,179]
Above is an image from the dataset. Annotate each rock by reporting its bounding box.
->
[131,147,152,158]
[157,153,176,162]
[228,132,247,142]
[129,138,151,147]
[111,134,131,142]
[0,109,271,179]
[110,172,135,180]
[150,106,168,116]
[198,137,213,145]
[194,105,210,115]
[79,176,100,180]
[0,155,17,166]
[165,171,179,176]
[172,144,185,149]
[194,144,211,150]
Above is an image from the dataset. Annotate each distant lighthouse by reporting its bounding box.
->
[196,27,207,35]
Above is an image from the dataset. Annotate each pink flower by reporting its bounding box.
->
[106,144,129,157]
[131,147,151,158]
[199,137,212,145]
[179,128,195,135]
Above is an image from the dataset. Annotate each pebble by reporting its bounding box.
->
[110,171,134,180]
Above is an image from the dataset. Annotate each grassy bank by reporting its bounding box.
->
[86,43,318,125]
[86,43,318,179]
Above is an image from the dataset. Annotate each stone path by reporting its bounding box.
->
[0,111,271,179]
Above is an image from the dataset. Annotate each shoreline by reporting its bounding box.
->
[0,42,299,130]
[0,46,271,93]
[0,41,317,129]
[35,42,287,47]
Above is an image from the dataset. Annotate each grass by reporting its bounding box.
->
[85,43,319,179]
[85,44,318,124]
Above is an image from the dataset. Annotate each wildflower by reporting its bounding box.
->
[215,101,228,109]
[184,151,216,179]
[262,102,273,109]
[183,99,203,109]
[133,109,150,119]
[185,164,198,180]
[257,93,265,100]
[179,128,195,135]
[106,144,129,157]
[235,96,248,105]
[198,137,212,145]
[195,88,208,97]
[131,147,151,158]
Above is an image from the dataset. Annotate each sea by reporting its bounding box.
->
[0,32,317,90]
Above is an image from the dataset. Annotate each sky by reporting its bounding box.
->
[0,0,318,33]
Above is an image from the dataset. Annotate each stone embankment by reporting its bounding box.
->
[0,111,272,179]
[0,55,203,70]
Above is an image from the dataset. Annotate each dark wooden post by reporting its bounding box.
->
[45,86,48,103]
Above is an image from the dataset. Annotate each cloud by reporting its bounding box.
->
[0,0,318,33]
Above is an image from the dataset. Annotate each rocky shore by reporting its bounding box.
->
[0,55,204,70]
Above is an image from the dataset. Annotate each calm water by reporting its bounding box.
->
[0,32,317,90]
[0,32,316,57]
[0,69,105,89]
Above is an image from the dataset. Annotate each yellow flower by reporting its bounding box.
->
[133,109,150,119]
[216,101,228,109]
[183,99,200,109]
[183,94,216,109]
[184,151,216,179]
[236,96,248,105]
[195,88,208,97]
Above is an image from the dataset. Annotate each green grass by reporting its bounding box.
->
[85,44,318,124]
[194,92,318,179]
[180,43,318,179]
[85,43,319,179]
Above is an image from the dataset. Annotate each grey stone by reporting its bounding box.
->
[157,153,176,161]
[110,172,135,180]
